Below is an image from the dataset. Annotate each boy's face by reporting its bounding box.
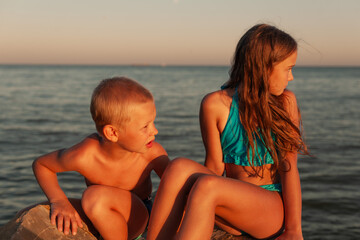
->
[116,100,158,153]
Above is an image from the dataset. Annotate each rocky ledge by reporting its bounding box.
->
[0,204,254,240]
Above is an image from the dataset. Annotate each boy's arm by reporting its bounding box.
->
[150,142,170,178]
[277,90,303,239]
[32,147,84,235]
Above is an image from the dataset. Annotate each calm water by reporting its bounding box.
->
[0,65,359,239]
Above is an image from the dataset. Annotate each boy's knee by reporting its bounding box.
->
[82,185,104,215]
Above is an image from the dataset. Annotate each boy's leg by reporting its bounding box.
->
[147,158,213,240]
[67,198,99,237]
[82,185,148,240]
[177,175,284,240]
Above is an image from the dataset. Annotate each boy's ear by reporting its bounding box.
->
[102,125,119,142]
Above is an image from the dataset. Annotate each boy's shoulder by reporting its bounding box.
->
[60,133,101,163]
[145,141,167,161]
[71,133,101,152]
[143,141,169,177]
[82,133,102,145]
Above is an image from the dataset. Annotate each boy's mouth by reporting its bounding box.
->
[146,140,154,148]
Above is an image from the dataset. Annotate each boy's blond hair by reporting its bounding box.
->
[90,76,153,133]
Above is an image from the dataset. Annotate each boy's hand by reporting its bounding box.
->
[50,199,83,235]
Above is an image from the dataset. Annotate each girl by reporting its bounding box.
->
[147,24,308,240]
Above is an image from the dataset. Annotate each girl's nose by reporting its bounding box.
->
[288,70,294,82]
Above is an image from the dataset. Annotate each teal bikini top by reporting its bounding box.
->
[220,89,275,166]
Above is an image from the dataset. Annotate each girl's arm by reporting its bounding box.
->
[199,92,225,176]
[279,151,302,239]
[277,90,303,239]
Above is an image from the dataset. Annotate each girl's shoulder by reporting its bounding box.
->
[282,89,296,99]
[201,88,234,109]
[200,89,235,127]
[281,89,299,123]
[282,89,298,110]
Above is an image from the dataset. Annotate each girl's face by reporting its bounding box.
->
[268,50,298,96]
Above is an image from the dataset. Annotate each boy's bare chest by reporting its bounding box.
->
[82,158,151,191]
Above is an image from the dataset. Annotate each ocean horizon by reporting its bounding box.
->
[2,63,360,68]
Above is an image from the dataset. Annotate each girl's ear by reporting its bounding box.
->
[102,125,119,142]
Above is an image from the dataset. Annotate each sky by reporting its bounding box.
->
[0,0,359,66]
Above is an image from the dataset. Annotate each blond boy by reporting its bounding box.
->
[33,77,169,240]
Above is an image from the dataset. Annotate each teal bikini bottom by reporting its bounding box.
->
[259,183,282,192]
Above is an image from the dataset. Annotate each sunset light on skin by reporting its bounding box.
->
[0,0,359,66]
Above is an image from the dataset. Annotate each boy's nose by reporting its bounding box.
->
[152,125,158,136]
[152,124,159,136]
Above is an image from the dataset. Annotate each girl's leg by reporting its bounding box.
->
[82,185,148,240]
[147,157,213,240]
[177,175,284,240]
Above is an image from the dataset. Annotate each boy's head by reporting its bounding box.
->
[90,77,153,134]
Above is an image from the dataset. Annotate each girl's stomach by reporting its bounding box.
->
[224,163,279,186]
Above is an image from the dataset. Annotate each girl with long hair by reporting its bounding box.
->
[147,24,308,240]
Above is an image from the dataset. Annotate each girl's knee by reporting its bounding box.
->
[167,157,193,172]
[189,175,219,203]
[168,157,207,176]
[194,175,218,193]
[162,158,195,182]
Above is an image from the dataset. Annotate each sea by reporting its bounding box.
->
[0,65,359,239]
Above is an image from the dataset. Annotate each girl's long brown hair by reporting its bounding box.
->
[223,24,308,177]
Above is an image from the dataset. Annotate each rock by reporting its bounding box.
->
[141,227,253,240]
[0,204,97,240]
[210,226,254,240]
[0,204,254,240]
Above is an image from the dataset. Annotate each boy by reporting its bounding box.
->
[33,77,169,240]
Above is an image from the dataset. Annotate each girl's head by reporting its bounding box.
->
[224,24,306,176]
[226,24,297,96]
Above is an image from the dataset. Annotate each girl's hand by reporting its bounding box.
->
[50,199,83,235]
[276,230,303,240]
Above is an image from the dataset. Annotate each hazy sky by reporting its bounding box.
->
[1,0,359,66]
